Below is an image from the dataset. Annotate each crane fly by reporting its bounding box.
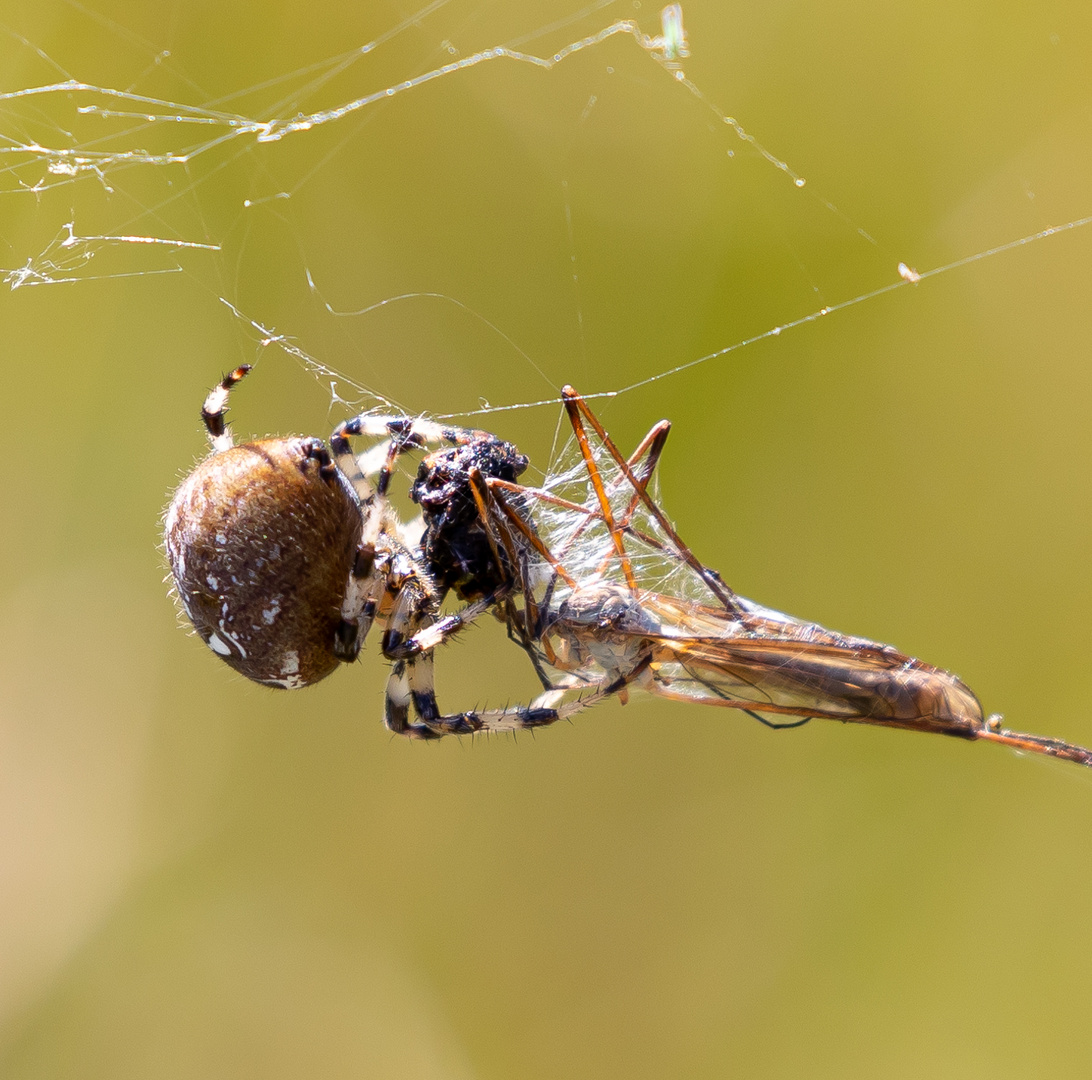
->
[423,385,1092,768]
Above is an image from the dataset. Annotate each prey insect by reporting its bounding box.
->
[165,369,1092,768]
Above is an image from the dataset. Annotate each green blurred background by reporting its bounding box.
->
[2,0,1092,1076]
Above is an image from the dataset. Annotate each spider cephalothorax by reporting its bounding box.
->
[411,437,529,600]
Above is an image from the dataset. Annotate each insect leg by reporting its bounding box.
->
[524,418,671,588]
[590,420,671,578]
[561,387,742,614]
[743,710,812,730]
[484,482,580,589]
[559,388,640,592]
[508,624,559,692]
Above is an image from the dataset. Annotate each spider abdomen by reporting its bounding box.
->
[165,437,362,688]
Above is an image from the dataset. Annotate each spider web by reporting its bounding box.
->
[2,0,1092,1037]
[2,0,1091,531]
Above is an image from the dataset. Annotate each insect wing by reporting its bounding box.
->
[639,593,986,737]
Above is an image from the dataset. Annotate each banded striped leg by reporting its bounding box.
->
[381,589,507,659]
[330,413,491,508]
[379,540,652,739]
[203,364,340,485]
[330,415,496,654]
[334,545,387,661]
[383,652,649,740]
[201,365,340,489]
[201,365,253,451]
[336,537,430,663]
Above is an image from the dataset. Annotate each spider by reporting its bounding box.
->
[165,366,625,738]
[165,367,1092,767]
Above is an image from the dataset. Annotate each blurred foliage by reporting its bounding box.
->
[2,0,1092,1076]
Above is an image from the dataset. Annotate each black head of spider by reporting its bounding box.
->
[164,436,363,688]
[411,439,528,516]
[410,437,529,599]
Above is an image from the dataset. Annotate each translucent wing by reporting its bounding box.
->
[638,593,986,738]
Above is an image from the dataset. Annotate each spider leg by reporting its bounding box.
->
[329,419,381,512]
[330,414,491,503]
[201,365,252,452]
[329,416,415,529]
[334,543,385,661]
[384,654,652,740]
[381,587,507,659]
[336,535,434,663]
